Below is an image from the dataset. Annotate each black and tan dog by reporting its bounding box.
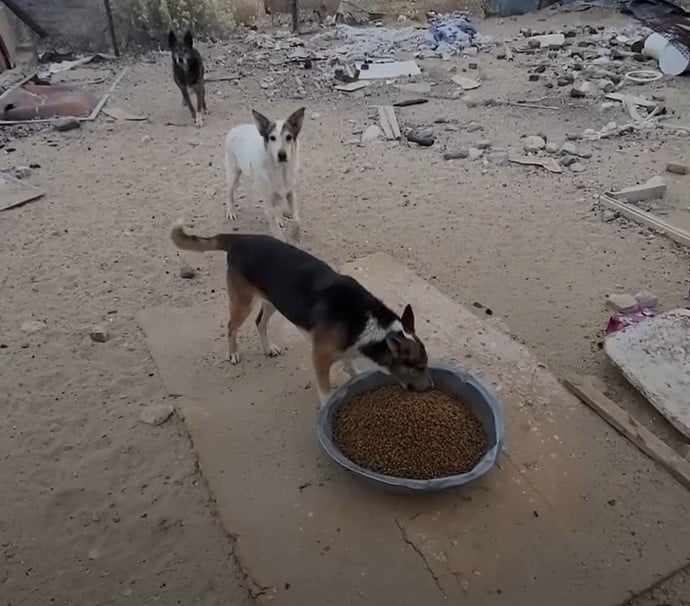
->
[171,222,433,406]
[168,30,206,127]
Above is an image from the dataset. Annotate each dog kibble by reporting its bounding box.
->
[333,386,487,480]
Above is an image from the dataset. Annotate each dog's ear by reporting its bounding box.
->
[168,30,177,49]
[252,110,273,139]
[284,107,306,138]
[401,304,415,333]
[385,333,405,359]
[183,30,194,47]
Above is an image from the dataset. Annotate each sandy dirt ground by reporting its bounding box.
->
[1,7,689,606]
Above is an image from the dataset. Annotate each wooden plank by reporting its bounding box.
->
[377,105,400,140]
[605,92,660,108]
[599,193,690,247]
[564,376,690,491]
[87,67,128,120]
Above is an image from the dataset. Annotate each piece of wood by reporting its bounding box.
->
[498,99,558,110]
[103,107,147,121]
[599,193,690,247]
[205,74,241,82]
[509,154,563,173]
[87,67,128,120]
[378,105,400,140]
[564,376,690,491]
[334,81,370,92]
[393,98,428,107]
[605,92,660,109]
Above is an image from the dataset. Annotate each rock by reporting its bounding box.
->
[468,62,478,69]
[53,117,81,132]
[414,128,434,139]
[406,130,435,147]
[496,48,507,59]
[666,162,689,175]
[20,320,46,333]
[557,75,575,87]
[475,139,492,150]
[310,112,320,119]
[528,74,540,82]
[443,148,469,160]
[14,166,31,179]
[535,64,547,73]
[569,162,585,172]
[601,210,617,223]
[140,403,175,426]
[570,81,593,98]
[606,293,638,312]
[560,154,578,167]
[466,122,483,132]
[545,142,558,153]
[180,266,196,279]
[89,326,109,343]
[141,134,152,143]
[487,150,509,165]
[361,125,382,143]
[596,79,616,92]
[522,135,546,153]
[468,147,483,160]
[634,290,658,308]
[88,548,99,560]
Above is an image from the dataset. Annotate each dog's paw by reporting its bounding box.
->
[263,343,282,357]
[226,210,238,221]
[195,115,204,128]
[228,352,241,364]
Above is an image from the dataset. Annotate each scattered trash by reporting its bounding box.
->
[419,12,485,57]
[605,307,657,335]
[451,74,481,90]
[356,60,421,79]
[509,155,563,173]
[334,81,370,92]
[624,68,663,83]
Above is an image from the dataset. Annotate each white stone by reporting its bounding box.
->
[361,125,382,143]
[140,404,175,426]
[21,320,46,333]
[522,135,546,153]
[606,293,638,312]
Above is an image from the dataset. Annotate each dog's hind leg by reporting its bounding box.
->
[255,301,282,357]
[226,269,255,364]
[286,190,301,243]
[224,152,241,221]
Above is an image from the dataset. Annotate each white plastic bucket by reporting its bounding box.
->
[643,32,669,60]
[659,42,690,76]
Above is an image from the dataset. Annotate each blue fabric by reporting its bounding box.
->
[420,11,477,51]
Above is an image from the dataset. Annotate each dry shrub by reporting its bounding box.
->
[114,0,264,44]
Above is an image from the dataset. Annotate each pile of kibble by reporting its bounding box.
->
[332,385,487,480]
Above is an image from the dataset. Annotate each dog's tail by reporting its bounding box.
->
[171,220,231,252]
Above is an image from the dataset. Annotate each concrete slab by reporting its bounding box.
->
[605,309,690,439]
[137,253,690,606]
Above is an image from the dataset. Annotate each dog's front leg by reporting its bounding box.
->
[286,190,301,243]
[179,86,199,127]
[267,192,286,241]
[311,334,336,407]
[194,84,206,127]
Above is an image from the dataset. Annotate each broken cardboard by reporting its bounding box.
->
[451,74,481,90]
[137,253,690,606]
[0,171,44,211]
[604,308,690,439]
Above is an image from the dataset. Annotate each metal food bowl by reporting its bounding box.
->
[317,364,505,493]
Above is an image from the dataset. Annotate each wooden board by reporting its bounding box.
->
[0,171,44,211]
[377,105,400,140]
[604,309,690,439]
[599,193,690,248]
[564,376,690,490]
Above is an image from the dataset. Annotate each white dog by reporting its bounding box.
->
[224,107,305,242]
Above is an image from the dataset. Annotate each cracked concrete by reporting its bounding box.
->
[138,253,690,606]
[395,517,447,599]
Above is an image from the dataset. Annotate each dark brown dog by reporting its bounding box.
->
[171,222,433,406]
[168,30,206,127]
